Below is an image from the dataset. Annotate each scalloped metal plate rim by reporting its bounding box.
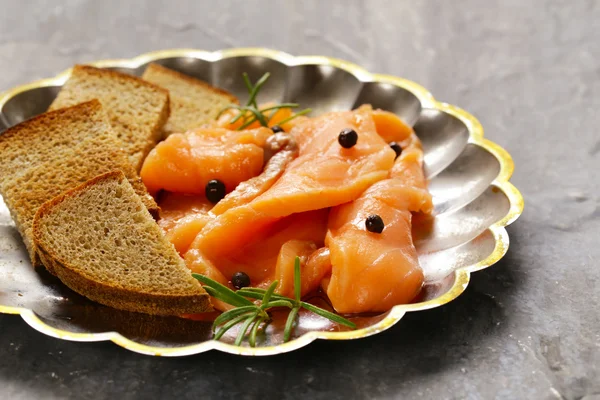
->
[0,48,524,356]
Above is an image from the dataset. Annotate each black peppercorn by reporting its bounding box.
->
[389,142,402,159]
[231,271,251,289]
[205,179,226,203]
[271,125,284,133]
[338,128,358,148]
[365,214,385,234]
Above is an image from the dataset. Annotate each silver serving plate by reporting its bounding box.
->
[0,48,523,356]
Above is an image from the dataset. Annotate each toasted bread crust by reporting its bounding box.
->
[32,171,211,316]
[72,65,169,96]
[50,65,171,171]
[142,63,238,136]
[37,246,211,315]
[0,99,99,152]
[73,66,172,167]
[144,63,239,103]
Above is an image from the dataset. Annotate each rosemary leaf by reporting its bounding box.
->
[199,285,253,309]
[276,108,312,126]
[200,287,229,305]
[212,305,258,331]
[229,109,247,124]
[237,288,289,302]
[236,116,258,130]
[301,302,356,329]
[216,104,243,120]
[260,299,294,310]
[234,290,265,300]
[236,287,268,293]
[262,280,279,305]
[249,316,265,347]
[194,248,358,346]
[242,73,254,98]
[217,72,307,130]
[246,72,270,108]
[235,312,259,346]
[214,313,253,340]
[192,273,254,307]
[245,107,269,127]
[233,106,269,130]
[283,306,300,342]
[259,103,300,112]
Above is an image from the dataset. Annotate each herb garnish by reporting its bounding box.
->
[192,256,356,346]
[216,73,311,130]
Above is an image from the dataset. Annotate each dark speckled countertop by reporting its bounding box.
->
[0,1,598,399]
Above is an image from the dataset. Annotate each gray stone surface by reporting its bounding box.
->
[0,0,598,399]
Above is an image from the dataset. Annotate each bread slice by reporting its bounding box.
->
[33,171,211,316]
[49,65,170,171]
[0,100,158,265]
[142,63,238,136]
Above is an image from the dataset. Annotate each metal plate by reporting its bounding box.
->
[0,48,524,356]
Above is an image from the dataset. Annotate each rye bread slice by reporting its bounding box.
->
[49,65,170,171]
[33,171,211,316]
[0,100,158,265]
[142,63,238,136]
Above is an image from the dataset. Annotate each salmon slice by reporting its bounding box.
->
[140,127,272,195]
[188,105,396,260]
[390,133,427,189]
[210,133,298,215]
[324,130,432,313]
[158,192,213,230]
[325,179,433,313]
[264,243,333,298]
[372,109,413,143]
[158,133,299,256]
[186,247,229,284]
[186,218,327,313]
[186,209,328,284]
[157,192,214,255]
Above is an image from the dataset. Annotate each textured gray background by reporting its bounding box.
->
[0,0,598,399]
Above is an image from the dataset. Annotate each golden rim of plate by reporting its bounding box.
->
[0,48,524,356]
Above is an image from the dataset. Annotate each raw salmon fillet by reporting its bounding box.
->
[185,209,329,286]
[140,127,272,195]
[324,133,433,313]
[187,105,397,262]
[148,103,432,314]
[267,243,333,298]
[156,132,299,259]
[372,109,414,143]
[157,192,214,255]
[210,132,298,215]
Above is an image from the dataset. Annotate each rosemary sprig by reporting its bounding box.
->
[192,256,356,347]
[276,108,312,126]
[217,73,311,130]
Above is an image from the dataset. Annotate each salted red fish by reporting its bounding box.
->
[323,121,433,313]
[210,132,298,215]
[186,209,329,287]
[156,192,214,255]
[187,105,396,263]
[140,127,272,196]
[266,244,332,298]
[146,103,432,314]
[371,109,413,143]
